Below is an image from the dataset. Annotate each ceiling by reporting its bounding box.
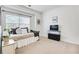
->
[25,5,61,13]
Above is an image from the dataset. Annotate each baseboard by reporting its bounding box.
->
[61,39,79,45]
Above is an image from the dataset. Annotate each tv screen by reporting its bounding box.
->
[50,25,58,31]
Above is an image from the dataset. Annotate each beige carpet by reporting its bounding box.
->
[16,37,79,54]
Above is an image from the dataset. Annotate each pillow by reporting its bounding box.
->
[21,29,27,34]
[21,27,28,33]
[11,28,18,34]
[16,28,22,34]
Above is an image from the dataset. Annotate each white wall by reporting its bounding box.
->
[41,6,79,45]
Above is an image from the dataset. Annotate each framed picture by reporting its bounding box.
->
[52,16,58,23]
[37,19,40,25]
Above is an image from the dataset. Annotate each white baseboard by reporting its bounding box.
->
[61,39,79,45]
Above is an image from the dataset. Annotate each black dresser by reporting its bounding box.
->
[48,25,60,41]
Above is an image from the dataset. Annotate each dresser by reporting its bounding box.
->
[2,39,16,54]
[48,31,60,41]
[48,25,60,41]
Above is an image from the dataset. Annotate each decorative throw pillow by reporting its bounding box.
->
[21,27,28,33]
[21,28,27,34]
[16,28,22,34]
[11,28,18,34]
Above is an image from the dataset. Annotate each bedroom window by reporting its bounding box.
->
[5,14,30,30]
[19,16,30,28]
[6,14,19,28]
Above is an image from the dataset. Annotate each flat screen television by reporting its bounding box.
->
[50,25,58,31]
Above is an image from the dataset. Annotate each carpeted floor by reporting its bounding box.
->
[16,37,79,54]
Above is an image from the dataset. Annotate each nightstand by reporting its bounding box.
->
[2,39,16,54]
